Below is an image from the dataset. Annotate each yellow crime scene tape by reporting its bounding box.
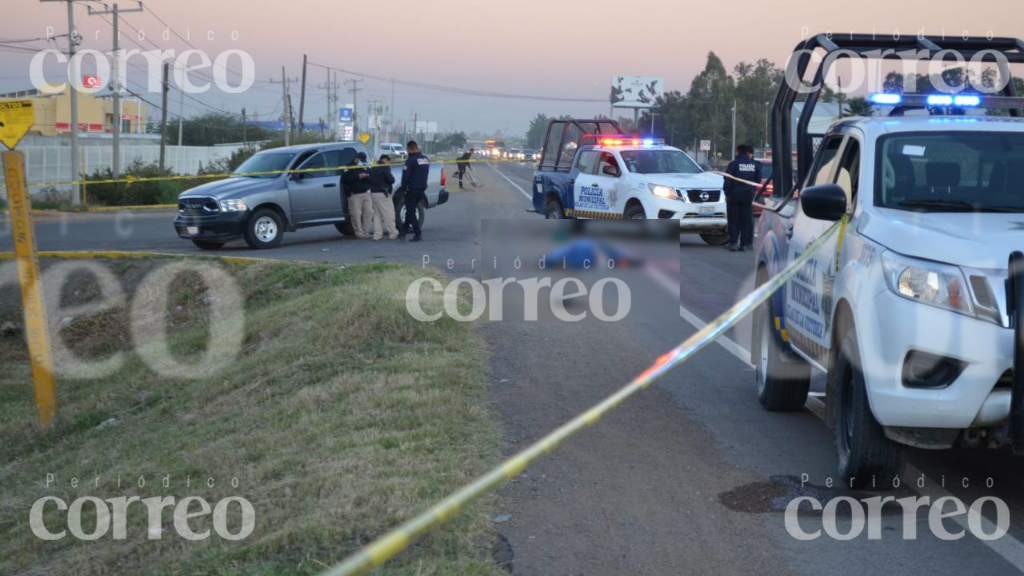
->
[12,157,528,193]
[0,249,273,265]
[319,214,849,576]
[712,170,762,188]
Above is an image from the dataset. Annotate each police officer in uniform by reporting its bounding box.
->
[723,144,761,252]
[398,141,430,242]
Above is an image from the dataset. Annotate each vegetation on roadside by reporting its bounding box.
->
[0,259,503,575]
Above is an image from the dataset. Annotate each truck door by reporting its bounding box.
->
[783,134,848,365]
[288,148,354,223]
[573,151,621,218]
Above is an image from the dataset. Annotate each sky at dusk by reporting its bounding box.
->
[2,0,1021,135]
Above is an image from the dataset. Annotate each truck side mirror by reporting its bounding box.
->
[800,184,847,221]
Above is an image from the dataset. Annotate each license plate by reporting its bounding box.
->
[187,226,199,235]
[697,206,715,217]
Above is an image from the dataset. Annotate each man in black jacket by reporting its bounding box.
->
[723,144,761,252]
[455,148,478,189]
[342,152,373,238]
[368,154,399,240]
[398,141,429,242]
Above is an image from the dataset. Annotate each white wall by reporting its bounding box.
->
[3,144,245,195]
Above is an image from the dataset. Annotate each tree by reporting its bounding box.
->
[174,112,269,146]
[526,114,550,149]
[733,59,783,148]
[686,52,736,158]
[846,97,872,117]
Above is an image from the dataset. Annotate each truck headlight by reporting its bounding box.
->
[649,184,678,199]
[219,199,249,212]
[881,251,973,316]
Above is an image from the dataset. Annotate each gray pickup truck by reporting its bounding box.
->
[173,142,448,249]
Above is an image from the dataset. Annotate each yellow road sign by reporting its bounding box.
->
[0,101,34,150]
[358,132,371,145]
[3,151,57,427]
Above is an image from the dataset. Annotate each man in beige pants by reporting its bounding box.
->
[342,153,373,238]
[368,154,399,240]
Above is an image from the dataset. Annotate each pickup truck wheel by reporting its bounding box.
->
[754,296,811,411]
[700,232,730,246]
[832,328,906,489]
[545,198,565,219]
[191,240,224,251]
[244,208,284,249]
[398,202,427,229]
[624,204,646,219]
[335,222,355,236]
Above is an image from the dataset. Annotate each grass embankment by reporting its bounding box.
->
[0,258,502,575]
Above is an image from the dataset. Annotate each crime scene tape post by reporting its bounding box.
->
[2,150,58,428]
[320,215,848,576]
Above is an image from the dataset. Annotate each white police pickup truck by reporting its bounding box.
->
[755,91,1024,486]
[532,119,729,244]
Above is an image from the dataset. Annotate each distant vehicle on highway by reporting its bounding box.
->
[533,118,727,244]
[523,149,539,162]
[174,142,448,250]
[379,143,407,159]
[510,148,524,160]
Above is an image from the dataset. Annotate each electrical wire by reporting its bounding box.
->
[308,61,605,103]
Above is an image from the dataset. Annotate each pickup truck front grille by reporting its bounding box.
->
[686,190,721,203]
[179,197,220,215]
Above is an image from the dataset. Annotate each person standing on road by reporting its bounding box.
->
[343,152,373,239]
[723,144,761,252]
[369,154,399,241]
[456,148,478,189]
[398,141,429,242]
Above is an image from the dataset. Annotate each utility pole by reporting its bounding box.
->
[177,63,184,146]
[88,1,145,180]
[325,68,332,140]
[390,78,396,142]
[40,0,84,203]
[159,62,168,170]
[730,100,737,157]
[345,78,363,133]
[281,66,290,146]
[241,107,247,145]
[298,55,307,133]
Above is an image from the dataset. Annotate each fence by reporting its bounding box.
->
[3,144,246,195]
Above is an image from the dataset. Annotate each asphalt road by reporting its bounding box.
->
[3,162,1024,575]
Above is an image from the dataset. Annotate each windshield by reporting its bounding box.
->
[876,131,1024,212]
[620,149,702,175]
[234,152,293,178]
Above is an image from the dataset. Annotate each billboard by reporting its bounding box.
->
[610,76,663,108]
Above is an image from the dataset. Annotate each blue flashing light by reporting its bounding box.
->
[954,95,981,107]
[926,95,953,106]
[869,93,902,105]
[642,138,654,146]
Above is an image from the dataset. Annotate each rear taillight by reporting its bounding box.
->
[440,167,446,187]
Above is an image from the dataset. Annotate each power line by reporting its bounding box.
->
[144,4,271,84]
[307,61,605,103]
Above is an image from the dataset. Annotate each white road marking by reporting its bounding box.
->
[646,266,753,365]
[650,265,1024,570]
[489,163,533,200]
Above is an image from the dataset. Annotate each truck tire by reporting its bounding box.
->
[754,292,811,411]
[700,232,730,246]
[191,240,224,251]
[398,201,426,229]
[243,208,284,249]
[335,222,356,236]
[624,204,646,219]
[832,327,906,489]
[545,197,565,219]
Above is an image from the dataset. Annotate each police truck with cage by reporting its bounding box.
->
[532,119,730,244]
[753,33,1024,487]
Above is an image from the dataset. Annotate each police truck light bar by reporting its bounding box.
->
[869,93,1024,109]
